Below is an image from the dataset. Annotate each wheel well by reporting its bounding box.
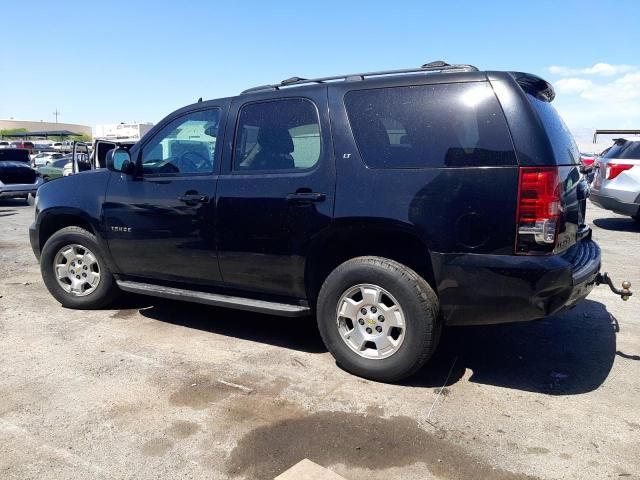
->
[39,214,94,250]
[306,227,436,304]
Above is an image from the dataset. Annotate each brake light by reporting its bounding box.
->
[581,158,594,166]
[515,167,561,255]
[606,163,634,180]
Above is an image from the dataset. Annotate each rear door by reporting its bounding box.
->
[216,89,335,298]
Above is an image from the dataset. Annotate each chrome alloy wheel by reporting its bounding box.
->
[53,244,101,297]
[336,284,406,359]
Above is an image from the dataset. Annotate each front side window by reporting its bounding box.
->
[344,82,516,168]
[141,108,220,175]
[233,99,321,172]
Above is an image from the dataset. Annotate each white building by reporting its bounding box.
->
[94,123,153,142]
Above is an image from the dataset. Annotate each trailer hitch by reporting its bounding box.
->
[596,272,633,301]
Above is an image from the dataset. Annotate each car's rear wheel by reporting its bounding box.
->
[316,256,440,382]
[40,226,120,309]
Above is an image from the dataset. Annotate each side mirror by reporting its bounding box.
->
[106,148,134,174]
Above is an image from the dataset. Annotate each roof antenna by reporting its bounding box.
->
[197,97,203,103]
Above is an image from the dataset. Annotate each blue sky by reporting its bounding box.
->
[1,0,639,145]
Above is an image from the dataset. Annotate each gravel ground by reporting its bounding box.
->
[0,198,638,480]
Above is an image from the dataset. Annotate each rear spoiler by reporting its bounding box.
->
[509,72,555,102]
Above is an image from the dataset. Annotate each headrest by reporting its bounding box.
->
[257,126,294,154]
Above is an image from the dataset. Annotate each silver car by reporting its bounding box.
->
[590,138,640,223]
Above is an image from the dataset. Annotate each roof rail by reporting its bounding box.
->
[241,60,479,94]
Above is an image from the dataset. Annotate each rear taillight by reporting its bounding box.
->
[606,163,634,180]
[515,166,561,255]
[581,158,594,166]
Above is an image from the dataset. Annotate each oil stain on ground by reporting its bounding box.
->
[227,411,541,480]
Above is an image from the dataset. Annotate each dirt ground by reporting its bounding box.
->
[0,198,638,480]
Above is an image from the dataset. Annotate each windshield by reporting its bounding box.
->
[602,140,640,160]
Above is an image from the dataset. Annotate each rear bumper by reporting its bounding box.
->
[0,178,42,198]
[589,191,640,217]
[432,237,601,326]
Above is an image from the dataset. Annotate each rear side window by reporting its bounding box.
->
[344,82,516,168]
[233,98,321,172]
[527,95,579,165]
[601,140,640,160]
[0,149,30,163]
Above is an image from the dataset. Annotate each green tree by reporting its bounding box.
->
[0,128,28,139]
[70,133,92,143]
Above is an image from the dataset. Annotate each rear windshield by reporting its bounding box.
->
[344,82,516,168]
[602,140,640,160]
[527,94,579,165]
[0,149,30,163]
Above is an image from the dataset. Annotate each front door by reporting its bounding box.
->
[103,105,226,286]
[216,91,335,298]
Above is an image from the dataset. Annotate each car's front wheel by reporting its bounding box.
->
[40,226,120,309]
[316,256,440,382]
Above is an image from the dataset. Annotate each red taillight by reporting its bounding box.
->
[515,167,561,255]
[606,163,634,180]
[581,158,594,166]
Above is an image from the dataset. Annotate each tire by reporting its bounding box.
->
[43,175,50,182]
[40,226,120,309]
[316,256,440,382]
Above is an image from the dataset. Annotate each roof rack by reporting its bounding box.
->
[241,60,479,94]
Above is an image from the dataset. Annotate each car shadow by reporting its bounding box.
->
[123,293,619,394]
[593,217,640,232]
[132,295,327,354]
[405,299,618,395]
[0,199,30,208]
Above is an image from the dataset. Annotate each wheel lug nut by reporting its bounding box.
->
[71,262,75,267]
[375,326,382,333]
[83,266,87,270]
[82,273,87,278]
[360,308,367,315]
[358,318,365,325]
[378,315,385,322]
[365,327,372,334]
[76,275,81,279]
[371,307,377,313]
[78,260,82,265]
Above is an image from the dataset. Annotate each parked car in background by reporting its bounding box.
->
[32,151,65,167]
[579,153,596,183]
[37,156,71,182]
[0,141,9,148]
[9,141,34,152]
[590,138,640,222]
[0,148,42,201]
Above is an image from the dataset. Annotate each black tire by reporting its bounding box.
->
[40,226,120,309]
[316,256,440,382]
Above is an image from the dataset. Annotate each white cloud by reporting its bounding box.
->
[546,63,640,144]
[549,63,636,77]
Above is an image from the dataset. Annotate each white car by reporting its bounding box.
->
[590,138,640,223]
[31,152,66,167]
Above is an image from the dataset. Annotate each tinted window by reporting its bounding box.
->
[602,140,640,160]
[141,108,220,175]
[234,99,321,171]
[344,82,516,168]
[0,149,30,163]
[527,95,579,165]
[52,158,70,168]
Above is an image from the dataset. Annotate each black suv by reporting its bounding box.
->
[30,62,609,381]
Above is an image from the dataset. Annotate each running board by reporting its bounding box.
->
[116,280,311,317]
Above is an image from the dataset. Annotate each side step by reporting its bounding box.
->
[116,280,311,317]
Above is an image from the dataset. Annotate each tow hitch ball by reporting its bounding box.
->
[596,272,633,301]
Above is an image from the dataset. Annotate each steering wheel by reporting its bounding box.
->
[179,151,211,172]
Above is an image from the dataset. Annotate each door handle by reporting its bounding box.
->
[286,192,326,204]
[178,193,209,205]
